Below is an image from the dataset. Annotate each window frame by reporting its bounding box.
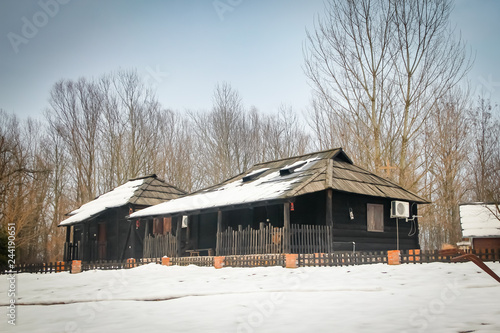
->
[367,203,384,232]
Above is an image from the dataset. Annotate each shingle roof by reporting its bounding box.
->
[59,175,185,226]
[128,175,186,206]
[130,148,427,219]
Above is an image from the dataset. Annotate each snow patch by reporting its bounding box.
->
[2,262,500,333]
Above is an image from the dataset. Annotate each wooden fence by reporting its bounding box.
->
[143,233,177,258]
[290,225,333,254]
[9,258,163,274]
[4,248,499,274]
[297,248,500,267]
[298,251,387,266]
[172,256,214,267]
[225,254,285,267]
[12,261,71,274]
[217,224,333,255]
[217,224,284,255]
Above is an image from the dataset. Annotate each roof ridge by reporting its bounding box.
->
[128,174,157,181]
[253,148,343,167]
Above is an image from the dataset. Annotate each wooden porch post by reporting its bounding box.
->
[64,226,71,261]
[326,189,333,227]
[176,215,182,257]
[129,220,135,259]
[185,216,190,250]
[144,219,149,239]
[284,202,290,253]
[326,189,334,253]
[65,226,71,243]
[82,223,89,261]
[216,210,222,256]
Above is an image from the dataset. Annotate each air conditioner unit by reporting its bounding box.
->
[391,201,410,218]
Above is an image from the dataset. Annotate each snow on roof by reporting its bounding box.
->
[242,167,270,182]
[130,158,320,219]
[460,204,500,238]
[59,179,145,226]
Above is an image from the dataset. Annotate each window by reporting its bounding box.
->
[367,204,384,232]
[163,217,172,233]
[153,217,172,235]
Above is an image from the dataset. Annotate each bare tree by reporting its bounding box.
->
[263,105,310,161]
[419,89,470,249]
[467,97,500,202]
[190,82,247,186]
[154,109,196,192]
[46,78,103,204]
[43,126,69,261]
[0,112,52,263]
[111,69,163,182]
[304,0,472,190]
[304,0,395,172]
[392,0,472,188]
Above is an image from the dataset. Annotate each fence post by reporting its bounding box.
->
[56,261,65,273]
[214,256,225,269]
[161,256,171,266]
[285,253,298,268]
[71,260,82,274]
[387,250,401,265]
[126,258,137,268]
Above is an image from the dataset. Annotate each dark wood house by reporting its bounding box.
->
[59,175,185,261]
[130,149,428,256]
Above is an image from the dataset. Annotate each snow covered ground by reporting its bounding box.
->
[1,262,500,333]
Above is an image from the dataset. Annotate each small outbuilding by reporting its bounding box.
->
[59,175,185,261]
[130,148,428,256]
[459,203,500,250]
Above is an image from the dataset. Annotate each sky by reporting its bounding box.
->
[0,0,499,121]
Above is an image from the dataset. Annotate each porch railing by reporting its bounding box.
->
[143,233,177,258]
[216,224,333,255]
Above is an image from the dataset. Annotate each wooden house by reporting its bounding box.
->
[59,175,185,261]
[130,149,428,257]
[459,203,500,250]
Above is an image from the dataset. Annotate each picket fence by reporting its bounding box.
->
[4,248,498,274]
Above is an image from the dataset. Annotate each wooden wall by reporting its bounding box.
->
[473,237,500,250]
[186,190,420,254]
[330,191,419,251]
[291,191,325,226]
[69,205,148,262]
